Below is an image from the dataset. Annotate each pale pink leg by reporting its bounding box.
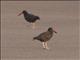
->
[42,42,46,49]
[45,42,49,50]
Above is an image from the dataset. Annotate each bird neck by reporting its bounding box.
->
[23,13,28,18]
[48,31,53,34]
[24,12,27,15]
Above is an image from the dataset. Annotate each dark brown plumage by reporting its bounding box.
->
[33,27,57,49]
[18,10,40,23]
[18,10,40,29]
[33,27,57,42]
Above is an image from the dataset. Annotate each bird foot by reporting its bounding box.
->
[43,47,46,49]
[43,47,50,50]
[46,47,50,50]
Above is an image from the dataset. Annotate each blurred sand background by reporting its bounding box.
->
[1,1,79,60]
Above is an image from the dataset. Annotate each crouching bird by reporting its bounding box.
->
[18,10,40,29]
[33,27,57,50]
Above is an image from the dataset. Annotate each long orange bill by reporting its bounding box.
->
[54,30,57,33]
[18,12,22,16]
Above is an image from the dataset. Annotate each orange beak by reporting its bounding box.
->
[17,12,22,16]
[53,30,58,34]
[55,31,58,34]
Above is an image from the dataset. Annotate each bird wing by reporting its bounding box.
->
[28,13,35,17]
[26,13,36,19]
[37,31,51,40]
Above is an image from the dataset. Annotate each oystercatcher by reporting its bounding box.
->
[33,27,57,50]
[18,10,40,29]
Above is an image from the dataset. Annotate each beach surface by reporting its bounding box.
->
[1,1,79,60]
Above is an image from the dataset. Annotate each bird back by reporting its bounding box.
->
[33,31,53,42]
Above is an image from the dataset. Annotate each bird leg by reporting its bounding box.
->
[45,42,49,50]
[32,23,35,29]
[42,42,46,49]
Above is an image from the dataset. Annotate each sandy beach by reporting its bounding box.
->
[1,1,79,60]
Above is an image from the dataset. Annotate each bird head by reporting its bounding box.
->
[22,10,28,14]
[48,27,57,34]
[18,10,28,16]
[48,27,53,33]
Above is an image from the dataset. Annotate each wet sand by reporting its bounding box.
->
[1,1,79,60]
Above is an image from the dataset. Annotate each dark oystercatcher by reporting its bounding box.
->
[33,27,57,50]
[18,10,40,29]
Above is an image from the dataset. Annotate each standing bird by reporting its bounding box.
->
[33,27,57,50]
[18,10,40,29]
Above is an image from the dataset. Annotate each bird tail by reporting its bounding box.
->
[33,37,37,40]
